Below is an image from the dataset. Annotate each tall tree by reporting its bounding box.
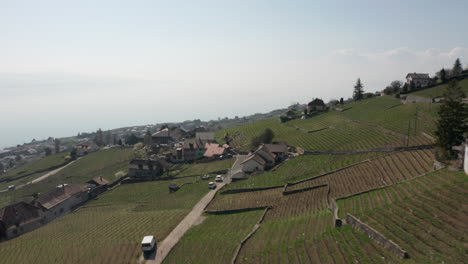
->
[0,162,4,173]
[353,78,364,100]
[452,58,463,76]
[435,80,468,158]
[54,138,60,154]
[439,68,447,82]
[339,98,344,104]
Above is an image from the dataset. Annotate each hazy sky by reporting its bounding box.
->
[1,0,467,148]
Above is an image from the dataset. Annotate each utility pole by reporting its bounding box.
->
[406,120,411,146]
[414,107,418,137]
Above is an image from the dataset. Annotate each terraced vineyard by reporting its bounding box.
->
[163,210,264,264]
[0,177,209,264]
[409,78,468,98]
[336,169,467,263]
[216,96,437,154]
[286,149,435,198]
[207,185,329,220]
[223,152,382,190]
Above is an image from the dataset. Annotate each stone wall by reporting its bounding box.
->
[221,185,283,195]
[346,214,408,259]
[404,95,433,104]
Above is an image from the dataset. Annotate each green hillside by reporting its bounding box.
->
[217,96,437,154]
[0,147,133,207]
[0,177,209,264]
[409,78,468,98]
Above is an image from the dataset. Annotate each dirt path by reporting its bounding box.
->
[30,159,78,184]
[142,180,226,264]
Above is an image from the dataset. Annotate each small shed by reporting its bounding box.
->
[168,184,180,193]
[86,176,109,187]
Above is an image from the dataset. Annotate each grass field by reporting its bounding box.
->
[409,78,468,98]
[0,176,210,264]
[172,158,235,178]
[0,152,68,189]
[0,147,133,208]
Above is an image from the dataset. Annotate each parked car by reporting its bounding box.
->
[208,182,216,189]
[215,175,223,182]
[201,174,210,180]
[8,185,16,191]
[141,236,157,252]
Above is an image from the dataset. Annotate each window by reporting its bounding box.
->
[138,164,143,170]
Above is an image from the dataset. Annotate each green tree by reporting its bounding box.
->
[439,68,447,82]
[250,128,275,148]
[435,80,468,158]
[339,98,344,104]
[0,162,4,173]
[45,147,52,156]
[353,78,364,100]
[452,58,463,76]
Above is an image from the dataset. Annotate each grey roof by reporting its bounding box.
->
[406,73,430,79]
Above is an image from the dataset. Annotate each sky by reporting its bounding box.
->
[1,0,467,148]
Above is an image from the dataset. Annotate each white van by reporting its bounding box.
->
[215,175,223,182]
[141,236,156,252]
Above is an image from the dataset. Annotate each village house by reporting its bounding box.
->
[128,159,164,178]
[195,132,216,147]
[151,128,181,145]
[240,154,266,173]
[264,142,289,160]
[406,73,431,87]
[252,145,276,169]
[34,184,89,222]
[307,98,326,113]
[0,202,43,240]
[76,141,99,156]
[203,143,227,158]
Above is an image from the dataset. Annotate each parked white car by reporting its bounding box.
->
[141,236,157,252]
[8,185,16,191]
[208,182,217,189]
[215,175,223,182]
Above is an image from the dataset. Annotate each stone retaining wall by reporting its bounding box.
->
[221,185,283,195]
[282,184,327,195]
[346,214,408,259]
[231,207,270,264]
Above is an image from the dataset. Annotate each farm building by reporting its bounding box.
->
[240,154,266,173]
[128,159,164,178]
[406,72,431,87]
[87,176,109,187]
[230,155,248,181]
[34,184,89,221]
[75,141,99,156]
[264,142,288,159]
[204,143,227,158]
[0,202,43,240]
[195,132,216,147]
[252,145,276,168]
[151,128,181,145]
[307,98,326,112]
